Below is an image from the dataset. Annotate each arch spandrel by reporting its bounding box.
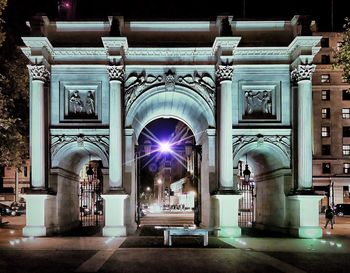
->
[125,85,216,142]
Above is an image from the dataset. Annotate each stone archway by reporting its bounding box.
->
[123,84,216,231]
[233,138,292,233]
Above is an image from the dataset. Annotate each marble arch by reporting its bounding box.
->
[21,15,323,239]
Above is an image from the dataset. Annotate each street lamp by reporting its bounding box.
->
[87,165,94,183]
[144,139,152,155]
[243,154,251,184]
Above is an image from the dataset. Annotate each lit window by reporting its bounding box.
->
[322,163,331,174]
[322,126,330,137]
[322,108,330,119]
[343,145,350,156]
[343,90,350,100]
[342,108,350,119]
[337,42,342,51]
[344,163,350,174]
[321,90,330,100]
[321,74,330,83]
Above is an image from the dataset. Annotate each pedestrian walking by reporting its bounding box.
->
[324,206,334,229]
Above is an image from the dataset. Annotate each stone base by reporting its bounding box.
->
[287,194,323,239]
[23,226,50,237]
[212,194,242,238]
[102,194,128,237]
[217,226,241,238]
[292,226,323,239]
[102,226,127,237]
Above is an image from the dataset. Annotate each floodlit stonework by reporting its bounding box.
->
[21,15,323,238]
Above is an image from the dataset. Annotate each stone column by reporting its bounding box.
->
[29,65,50,189]
[103,65,128,237]
[216,64,234,190]
[288,63,322,239]
[212,65,242,237]
[291,64,315,190]
[107,65,124,190]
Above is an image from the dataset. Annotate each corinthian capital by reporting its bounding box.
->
[291,64,316,82]
[29,65,50,82]
[107,65,125,82]
[216,65,233,83]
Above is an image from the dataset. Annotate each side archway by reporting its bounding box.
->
[233,140,292,231]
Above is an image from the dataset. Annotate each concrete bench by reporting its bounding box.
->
[156,226,217,246]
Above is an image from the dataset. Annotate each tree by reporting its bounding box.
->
[0,0,29,167]
[334,18,350,83]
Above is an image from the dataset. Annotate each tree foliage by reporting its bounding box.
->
[0,0,29,167]
[334,18,350,83]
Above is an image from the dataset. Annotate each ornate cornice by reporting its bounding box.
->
[127,48,213,57]
[101,37,129,54]
[107,65,125,81]
[51,134,109,160]
[216,65,233,82]
[291,64,316,82]
[124,71,216,114]
[29,65,50,82]
[232,134,291,160]
[54,48,107,57]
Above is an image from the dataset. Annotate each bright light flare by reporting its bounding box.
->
[159,142,172,153]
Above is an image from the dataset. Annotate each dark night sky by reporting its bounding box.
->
[4,0,349,33]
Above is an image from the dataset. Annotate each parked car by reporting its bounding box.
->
[10,201,26,216]
[334,204,350,216]
[0,203,13,216]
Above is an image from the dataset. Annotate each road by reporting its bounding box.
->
[0,214,349,273]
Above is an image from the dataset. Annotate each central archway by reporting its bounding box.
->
[124,85,216,232]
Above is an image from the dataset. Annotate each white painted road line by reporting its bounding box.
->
[75,250,115,272]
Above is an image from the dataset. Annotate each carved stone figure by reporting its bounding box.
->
[69,90,83,114]
[261,90,272,114]
[85,91,95,115]
[244,90,257,114]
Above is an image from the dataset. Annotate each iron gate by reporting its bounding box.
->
[238,181,255,227]
[79,177,103,226]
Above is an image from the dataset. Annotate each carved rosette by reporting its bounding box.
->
[29,65,50,82]
[216,65,233,83]
[107,65,125,82]
[232,134,291,160]
[291,64,316,82]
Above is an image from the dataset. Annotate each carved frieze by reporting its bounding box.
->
[29,65,50,82]
[124,70,216,114]
[244,90,272,116]
[291,64,316,82]
[232,134,291,160]
[51,134,109,160]
[107,65,125,82]
[216,65,233,82]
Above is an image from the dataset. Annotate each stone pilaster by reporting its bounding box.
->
[29,65,50,189]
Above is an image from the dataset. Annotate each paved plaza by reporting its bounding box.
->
[0,215,350,273]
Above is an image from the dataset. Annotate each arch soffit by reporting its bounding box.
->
[233,141,290,175]
[52,142,109,174]
[125,85,216,142]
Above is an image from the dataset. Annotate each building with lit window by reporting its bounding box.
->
[312,32,350,210]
